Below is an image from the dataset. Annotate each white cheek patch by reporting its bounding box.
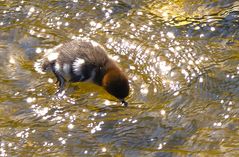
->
[47,52,59,62]
[54,62,61,71]
[72,58,85,75]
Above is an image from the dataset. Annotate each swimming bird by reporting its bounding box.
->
[39,39,129,106]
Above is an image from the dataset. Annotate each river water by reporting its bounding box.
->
[0,0,239,156]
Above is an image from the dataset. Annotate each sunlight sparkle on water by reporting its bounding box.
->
[16,6,21,11]
[160,110,166,115]
[140,84,149,96]
[26,97,36,103]
[173,91,179,96]
[64,22,69,26]
[199,77,203,83]
[213,122,222,127]
[104,100,111,106]
[102,147,107,152]
[210,27,216,31]
[31,105,49,117]
[158,143,163,150]
[35,47,42,54]
[16,128,30,139]
[90,121,104,134]
[48,78,54,83]
[28,7,35,16]
[224,115,229,119]
[59,137,66,145]
[159,61,172,75]
[137,11,143,15]
[167,32,175,39]
[132,119,138,123]
[9,56,16,64]
[68,124,74,129]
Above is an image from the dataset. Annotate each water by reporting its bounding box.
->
[0,0,239,156]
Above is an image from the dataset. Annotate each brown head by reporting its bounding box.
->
[102,69,129,106]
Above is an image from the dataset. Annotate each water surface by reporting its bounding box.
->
[0,0,239,156]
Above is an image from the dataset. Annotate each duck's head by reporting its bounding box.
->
[102,69,129,106]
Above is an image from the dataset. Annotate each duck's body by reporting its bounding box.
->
[41,39,129,106]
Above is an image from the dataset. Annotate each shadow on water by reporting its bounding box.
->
[0,0,239,156]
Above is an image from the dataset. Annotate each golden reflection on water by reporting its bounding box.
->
[0,0,239,156]
[105,35,209,97]
[146,0,239,26]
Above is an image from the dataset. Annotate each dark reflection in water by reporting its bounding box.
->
[0,0,239,156]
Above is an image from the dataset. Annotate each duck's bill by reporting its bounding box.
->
[119,99,128,107]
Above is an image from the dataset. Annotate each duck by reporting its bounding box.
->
[39,39,129,106]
